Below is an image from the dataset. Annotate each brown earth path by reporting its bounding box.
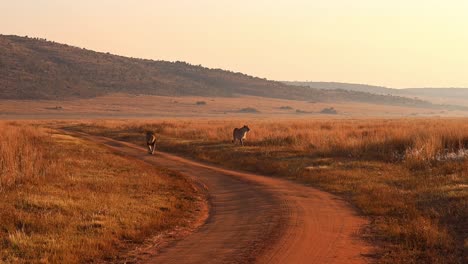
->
[67,131,374,264]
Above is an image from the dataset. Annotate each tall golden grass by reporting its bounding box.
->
[70,118,468,264]
[77,118,468,169]
[0,122,201,263]
[0,122,55,190]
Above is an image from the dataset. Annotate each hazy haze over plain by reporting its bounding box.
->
[1,0,467,88]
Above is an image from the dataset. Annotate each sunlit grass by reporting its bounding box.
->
[0,122,200,263]
[69,118,468,264]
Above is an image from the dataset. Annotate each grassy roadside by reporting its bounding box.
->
[0,122,203,263]
[65,119,467,264]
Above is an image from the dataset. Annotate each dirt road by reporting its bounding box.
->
[70,132,373,264]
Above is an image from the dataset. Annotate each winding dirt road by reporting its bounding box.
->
[69,132,373,264]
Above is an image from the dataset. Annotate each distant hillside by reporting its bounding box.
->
[402,88,468,99]
[1,35,294,100]
[286,81,468,107]
[285,81,395,95]
[0,35,450,109]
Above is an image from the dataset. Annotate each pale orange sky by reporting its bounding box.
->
[1,0,468,88]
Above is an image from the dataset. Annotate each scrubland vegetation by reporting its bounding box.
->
[69,118,468,264]
[237,107,260,113]
[0,122,201,263]
[320,107,337,114]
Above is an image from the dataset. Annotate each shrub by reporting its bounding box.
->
[320,107,337,114]
[295,109,311,114]
[238,107,259,113]
[45,106,63,110]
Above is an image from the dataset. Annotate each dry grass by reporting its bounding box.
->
[0,122,201,263]
[0,122,55,190]
[67,118,468,264]
[2,93,464,119]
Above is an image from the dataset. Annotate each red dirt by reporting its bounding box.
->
[70,132,374,264]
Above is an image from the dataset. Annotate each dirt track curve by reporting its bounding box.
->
[69,132,374,264]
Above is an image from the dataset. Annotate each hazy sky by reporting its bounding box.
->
[2,0,468,88]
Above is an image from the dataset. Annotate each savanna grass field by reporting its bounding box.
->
[0,121,204,263]
[61,118,468,264]
[1,118,467,263]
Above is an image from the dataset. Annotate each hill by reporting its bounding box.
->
[403,88,468,98]
[285,81,468,107]
[0,35,452,109]
[284,81,395,94]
